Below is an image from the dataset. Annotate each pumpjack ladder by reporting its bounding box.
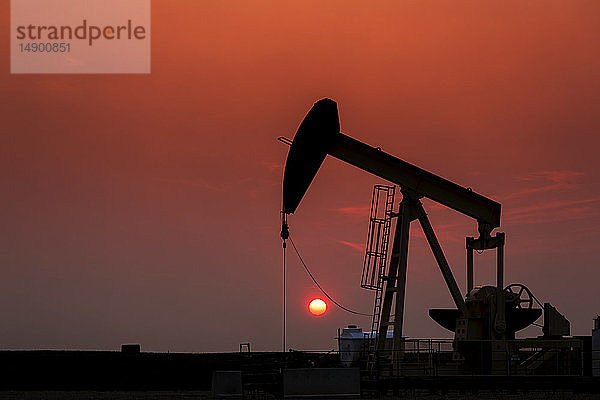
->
[361,185,395,371]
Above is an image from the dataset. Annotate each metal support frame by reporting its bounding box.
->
[418,211,467,316]
[466,232,507,337]
[376,197,415,354]
[467,246,474,293]
[376,193,468,360]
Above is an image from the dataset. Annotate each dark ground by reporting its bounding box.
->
[0,351,597,399]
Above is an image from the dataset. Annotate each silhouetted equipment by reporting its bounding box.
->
[430,285,542,340]
[361,185,395,360]
[282,99,501,230]
[239,343,251,353]
[543,303,571,337]
[281,98,575,376]
[361,185,395,291]
[121,344,141,354]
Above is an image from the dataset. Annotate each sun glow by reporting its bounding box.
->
[308,298,327,316]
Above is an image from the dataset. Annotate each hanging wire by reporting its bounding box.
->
[288,235,372,317]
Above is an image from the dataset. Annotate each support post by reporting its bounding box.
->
[466,237,474,293]
[463,232,507,337]
[496,233,505,290]
[392,202,412,355]
[417,204,467,316]
[376,196,416,353]
[494,232,506,336]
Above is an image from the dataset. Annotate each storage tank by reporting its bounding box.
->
[337,325,400,367]
[338,325,365,367]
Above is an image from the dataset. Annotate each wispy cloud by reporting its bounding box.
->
[503,171,584,200]
[153,177,231,192]
[263,162,282,172]
[336,206,371,217]
[337,240,365,253]
[64,56,84,66]
[504,197,600,224]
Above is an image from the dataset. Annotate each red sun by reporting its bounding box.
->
[308,298,327,316]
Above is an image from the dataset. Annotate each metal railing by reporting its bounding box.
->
[338,337,587,377]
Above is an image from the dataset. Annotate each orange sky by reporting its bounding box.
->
[1,0,600,352]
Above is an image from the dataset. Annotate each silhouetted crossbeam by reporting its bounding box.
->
[282,98,501,232]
